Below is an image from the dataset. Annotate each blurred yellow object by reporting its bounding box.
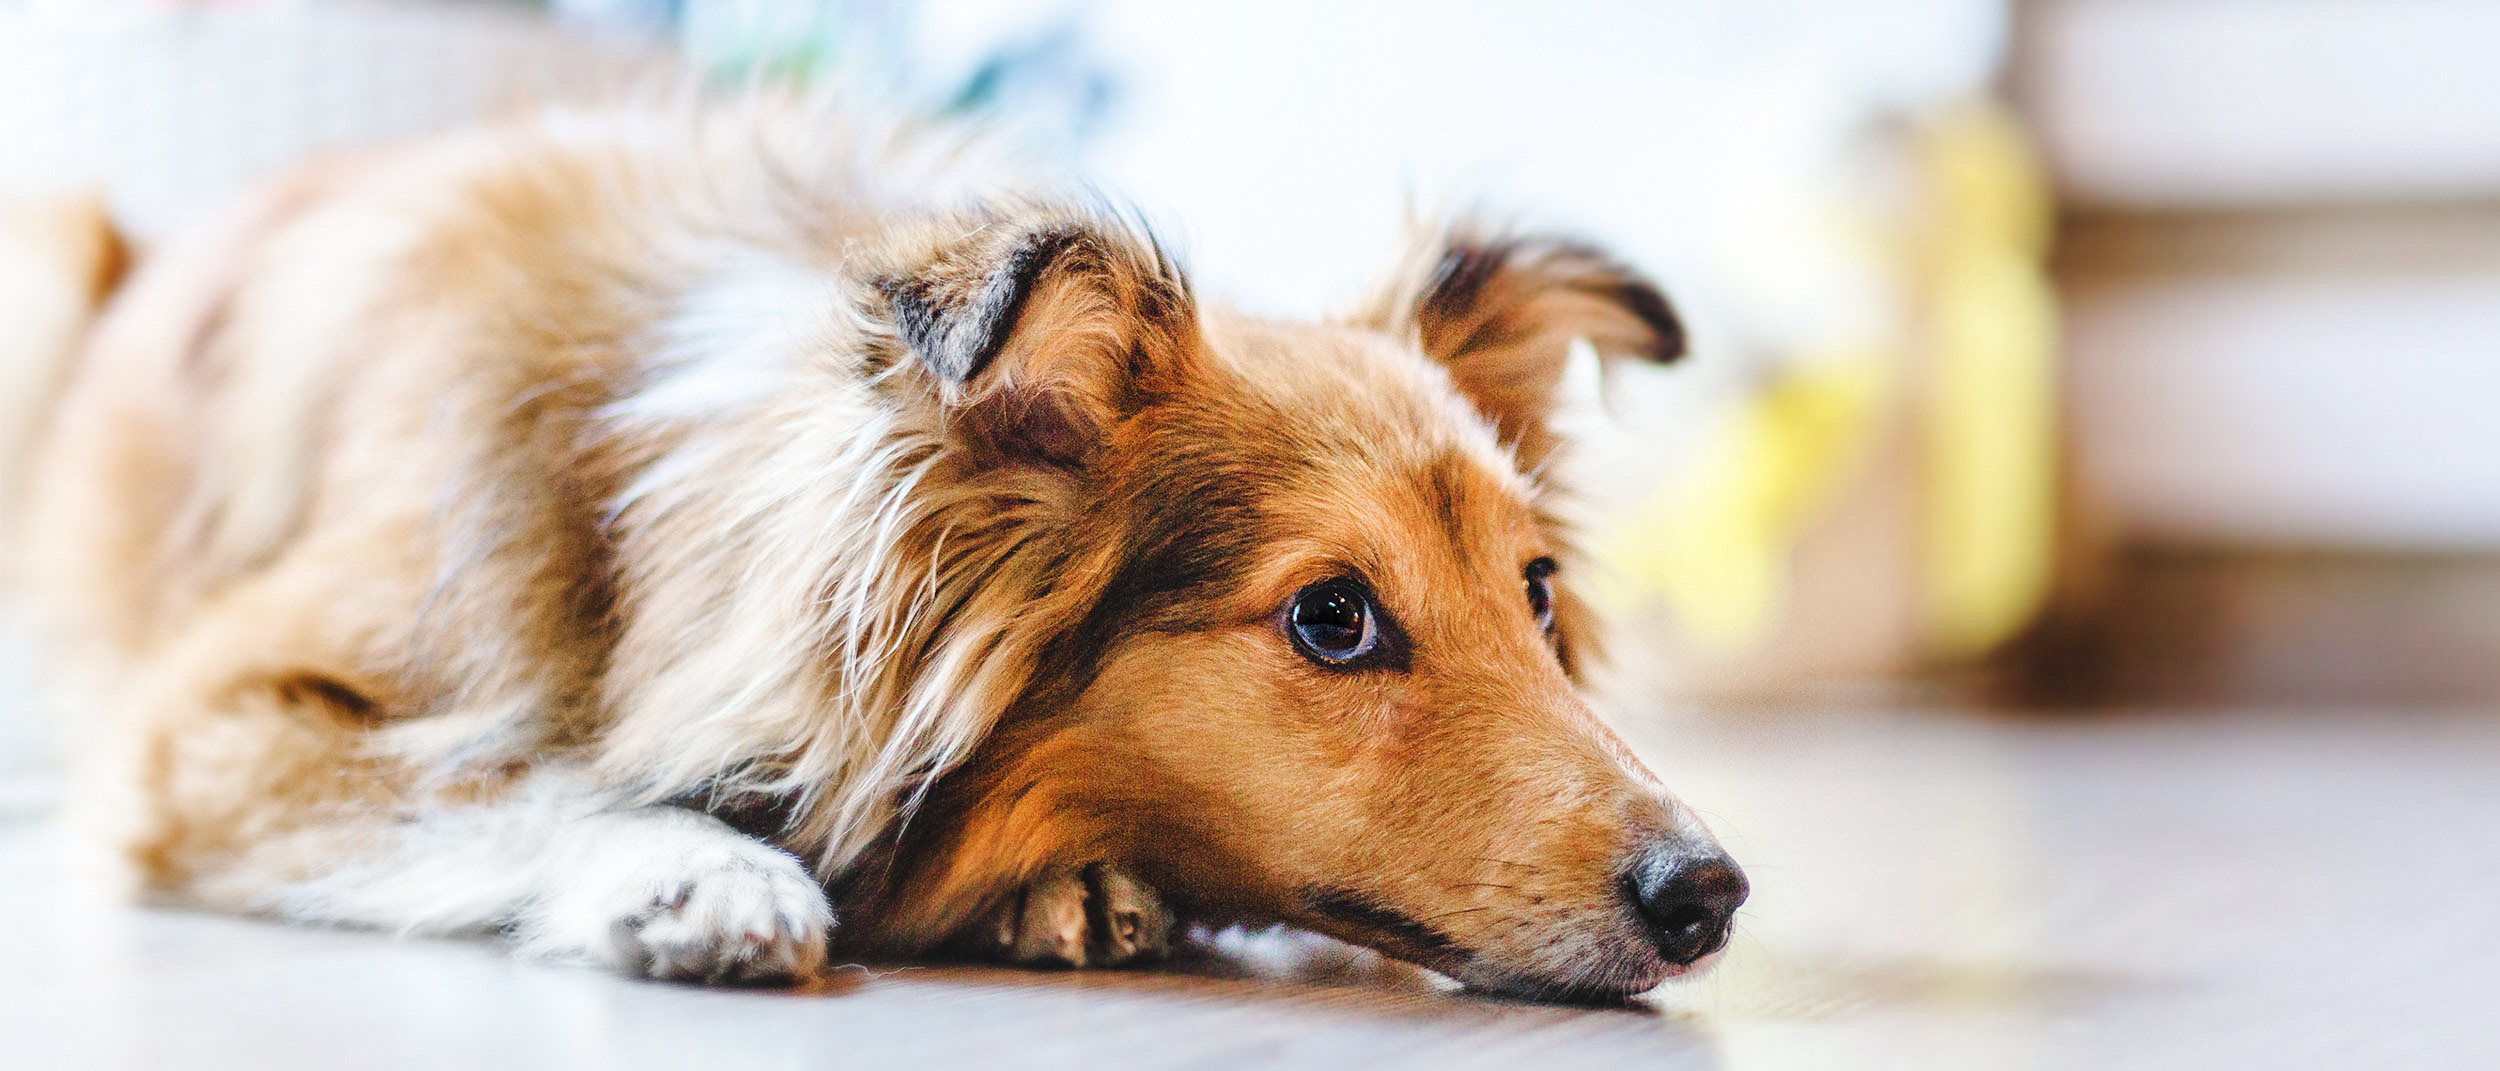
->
[1917,103,2058,658]
[1597,100,2057,664]
[1597,350,1885,651]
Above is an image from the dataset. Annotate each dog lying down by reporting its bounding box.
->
[0,97,1744,1003]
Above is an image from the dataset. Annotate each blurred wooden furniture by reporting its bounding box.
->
[2008,0,2500,702]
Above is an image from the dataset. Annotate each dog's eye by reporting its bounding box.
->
[1524,557,1558,632]
[1287,579,1382,665]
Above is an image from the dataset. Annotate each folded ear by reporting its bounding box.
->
[874,212,1197,466]
[1358,226,1685,469]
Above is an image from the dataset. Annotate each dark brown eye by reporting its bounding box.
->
[1287,579,1382,665]
[1524,558,1557,632]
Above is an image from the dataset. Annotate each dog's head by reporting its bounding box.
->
[863,208,1742,1001]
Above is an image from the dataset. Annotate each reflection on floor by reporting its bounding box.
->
[5,701,2496,1069]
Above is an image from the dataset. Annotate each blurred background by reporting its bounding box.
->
[2,2,2497,1065]
[7,0,2496,724]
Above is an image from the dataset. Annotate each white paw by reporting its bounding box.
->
[975,862,1174,968]
[608,843,833,985]
[524,813,834,986]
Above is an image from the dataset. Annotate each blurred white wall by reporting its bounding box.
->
[2021,0,2500,210]
[1008,0,2003,336]
[0,1,661,236]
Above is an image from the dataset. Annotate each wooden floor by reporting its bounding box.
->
[6,699,2498,1069]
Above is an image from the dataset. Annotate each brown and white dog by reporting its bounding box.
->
[0,98,1743,1003]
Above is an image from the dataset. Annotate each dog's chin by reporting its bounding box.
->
[1453,945,1729,1006]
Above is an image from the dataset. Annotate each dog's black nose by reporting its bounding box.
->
[1628,844,1748,965]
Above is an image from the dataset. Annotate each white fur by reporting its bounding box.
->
[603,252,836,431]
[242,773,832,982]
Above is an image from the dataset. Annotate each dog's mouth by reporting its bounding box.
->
[1298,886,1470,966]
[1453,946,1726,1006]
[1297,885,1718,1004]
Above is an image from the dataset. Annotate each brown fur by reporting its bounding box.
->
[2,97,1732,1000]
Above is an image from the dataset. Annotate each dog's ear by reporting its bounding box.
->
[876,214,1197,466]
[1359,226,1684,469]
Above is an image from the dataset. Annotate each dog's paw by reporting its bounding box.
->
[978,862,1174,969]
[602,843,834,985]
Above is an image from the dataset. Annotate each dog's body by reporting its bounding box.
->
[1,98,1742,1000]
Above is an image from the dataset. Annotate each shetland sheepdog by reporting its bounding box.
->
[0,97,1743,1002]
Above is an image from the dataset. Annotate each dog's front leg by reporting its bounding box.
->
[259,782,835,985]
[968,862,1175,968]
[507,803,836,984]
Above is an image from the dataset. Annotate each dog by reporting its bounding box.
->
[0,97,1744,1002]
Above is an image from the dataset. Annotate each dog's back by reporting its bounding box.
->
[6,103,1090,941]
[0,193,124,563]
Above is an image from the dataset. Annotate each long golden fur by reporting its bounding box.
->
[0,97,1742,1001]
